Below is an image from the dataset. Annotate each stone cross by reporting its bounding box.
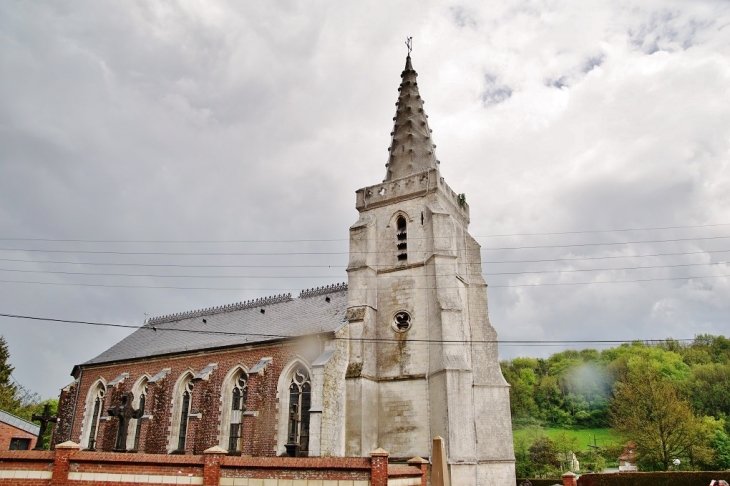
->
[31,403,57,451]
[107,391,143,452]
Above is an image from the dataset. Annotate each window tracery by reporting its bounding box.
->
[228,373,248,453]
[286,366,311,456]
[86,386,105,450]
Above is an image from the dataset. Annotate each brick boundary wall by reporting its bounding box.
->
[0,442,424,486]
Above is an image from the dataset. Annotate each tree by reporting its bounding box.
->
[610,358,711,470]
[529,436,559,477]
[709,428,730,470]
[0,336,21,413]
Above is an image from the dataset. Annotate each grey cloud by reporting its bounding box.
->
[449,6,478,29]
[1,0,730,396]
[482,74,513,106]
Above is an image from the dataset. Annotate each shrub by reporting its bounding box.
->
[516,479,563,486]
[577,471,730,486]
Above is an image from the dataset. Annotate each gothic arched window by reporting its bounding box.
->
[228,373,248,453]
[396,215,407,261]
[168,373,194,454]
[177,381,193,452]
[127,376,148,451]
[83,381,106,450]
[286,366,311,456]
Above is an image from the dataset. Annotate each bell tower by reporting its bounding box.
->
[344,50,516,485]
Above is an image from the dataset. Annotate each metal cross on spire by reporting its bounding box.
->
[405,36,412,56]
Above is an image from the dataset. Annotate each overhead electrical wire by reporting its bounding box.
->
[0,248,728,268]
[1,221,728,243]
[0,261,726,279]
[1,236,730,257]
[0,312,699,346]
[0,273,728,290]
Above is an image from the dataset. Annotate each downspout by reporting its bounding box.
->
[68,367,83,442]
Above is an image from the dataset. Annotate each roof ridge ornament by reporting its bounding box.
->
[146,293,293,325]
[299,282,348,299]
[405,36,412,56]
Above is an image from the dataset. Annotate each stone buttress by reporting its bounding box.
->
[344,55,516,485]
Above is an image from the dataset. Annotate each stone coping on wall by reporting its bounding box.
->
[386,466,423,478]
[72,451,205,465]
[0,448,424,486]
[221,456,372,470]
[0,450,55,461]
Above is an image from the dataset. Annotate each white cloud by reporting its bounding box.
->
[1,0,729,396]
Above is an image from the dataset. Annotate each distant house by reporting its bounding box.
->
[0,409,39,450]
[618,441,638,471]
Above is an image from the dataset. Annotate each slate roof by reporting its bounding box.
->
[82,284,349,367]
[0,409,40,436]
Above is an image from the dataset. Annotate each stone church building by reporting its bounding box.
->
[54,53,516,485]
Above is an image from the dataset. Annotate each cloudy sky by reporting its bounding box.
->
[1,1,729,399]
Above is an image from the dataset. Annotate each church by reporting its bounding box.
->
[54,51,516,485]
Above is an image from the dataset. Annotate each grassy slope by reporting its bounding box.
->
[513,427,622,452]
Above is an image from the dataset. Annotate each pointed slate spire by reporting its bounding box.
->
[384,54,439,181]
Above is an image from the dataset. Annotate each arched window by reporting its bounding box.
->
[396,215,407,261]
[81,380,106,450]
[168,373,194,453]
[127,376,149,451]
[228,373,248,453]
[286,366,311,456]
[177,381,193,451]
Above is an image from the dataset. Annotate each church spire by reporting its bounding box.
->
[384,42,439,181]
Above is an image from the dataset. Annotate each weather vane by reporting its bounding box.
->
[405,37,412,56]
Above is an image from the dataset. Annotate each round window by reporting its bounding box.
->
[392,311,412,332]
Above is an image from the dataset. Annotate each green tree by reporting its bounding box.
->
[610,358,711,470]
[709,428,730,470]
[0,336,21,414]
[529,436,559,478]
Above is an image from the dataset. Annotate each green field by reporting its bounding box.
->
[512,427,622,453]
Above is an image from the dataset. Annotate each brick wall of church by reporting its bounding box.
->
[55,338,327,457]
[0,422,37,451]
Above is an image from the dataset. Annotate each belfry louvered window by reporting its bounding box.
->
[286,367,311,456]
[228,373,248,453]
[396,216,407,261]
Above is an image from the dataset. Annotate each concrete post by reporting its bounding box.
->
[408,456,429,486]
[203,446,227,486]
[431,436,451,486]
[51,440,81,486]
[562,471,578,486]
[370,448,390,486]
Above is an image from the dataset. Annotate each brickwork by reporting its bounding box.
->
[0,421,37,451]
[369,449,389,486]
[0,445,422,485]
[53,384,76,446]
[58,339,333,456]
[562,472,577,486]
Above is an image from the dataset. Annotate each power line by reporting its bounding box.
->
[0,312,699,346]
[1,235,729,256]
[0,261,725,279]
[1,248,728,269]
[0,273,727,290]
[1,222,728,243]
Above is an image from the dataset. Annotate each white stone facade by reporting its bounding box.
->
[343,168,516,484]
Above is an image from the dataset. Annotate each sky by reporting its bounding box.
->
[1,1,730,400]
